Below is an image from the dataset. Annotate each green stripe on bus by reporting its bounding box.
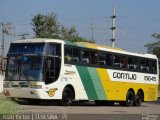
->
[87,67,107,100]
[76,66,98,100]
[64,40,77,46]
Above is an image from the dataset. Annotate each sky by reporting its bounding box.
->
[0,0,160,54]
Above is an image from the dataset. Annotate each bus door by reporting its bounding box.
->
[44,43,61,84]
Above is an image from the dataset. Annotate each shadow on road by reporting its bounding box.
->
[13,97,160,107]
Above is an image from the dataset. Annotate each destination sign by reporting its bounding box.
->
[8,43,45,55]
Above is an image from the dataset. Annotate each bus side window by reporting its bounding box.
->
[140,59,147,71]
[120,56,128,68]
[64,47,72,62]
[106,53,112,67]
[146,60,151,72]
[82,50,90,64]
[134,58,140,70]
[73,48,81,63]
[128,57,134,69]
[151,60,157,73]
[113,55,121,68]
[90,51,98,65]
[99,52,106,66]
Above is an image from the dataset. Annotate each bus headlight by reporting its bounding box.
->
[30,85,42,89]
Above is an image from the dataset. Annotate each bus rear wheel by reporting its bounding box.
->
[134,91,143,106]
[126,91,135,107]
[60,87,74,106]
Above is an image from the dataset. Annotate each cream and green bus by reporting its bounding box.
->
[3,38,159,106]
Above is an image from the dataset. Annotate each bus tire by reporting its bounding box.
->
[60,87,74,106]
[125,90,135,107]
[134,91,143,106]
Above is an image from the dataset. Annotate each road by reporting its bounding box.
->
[15,99,160,120]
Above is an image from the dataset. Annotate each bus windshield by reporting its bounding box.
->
[5,42,61,83]
[6,55,44,81]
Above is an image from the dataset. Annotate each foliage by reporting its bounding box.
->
[145,33,160,89]
[32,13,60,39]
[32,13,93,43]
[145,41,160,59]
[145,33,160,59]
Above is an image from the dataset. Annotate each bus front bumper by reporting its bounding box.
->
[3,88,59,100]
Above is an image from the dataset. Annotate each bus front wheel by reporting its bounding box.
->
[60,87,74,106]
[120,90,135,107]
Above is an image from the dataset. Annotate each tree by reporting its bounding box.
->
[145,33,160,89]
[145,33,160,59]
[32,13,60,38]
[31,13,92,43]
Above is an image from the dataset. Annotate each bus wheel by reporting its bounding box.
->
[134,91,143,106]
[125,91,135,107]
[60,87,74,106]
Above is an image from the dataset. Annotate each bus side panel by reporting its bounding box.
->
[76,66,158,101]
[105,69,158,101]
[76,66,107,100]
[64,65,158,101]
[62,65,88,100]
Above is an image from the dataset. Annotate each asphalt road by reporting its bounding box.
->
[14,99,160,120]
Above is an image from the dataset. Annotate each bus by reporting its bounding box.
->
[3,38,159,106]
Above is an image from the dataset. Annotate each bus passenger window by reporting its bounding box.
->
[99,52,106,66]
[146,60,151,71]
[120,56,128,68]
[151,61,157,73]
[73,48,81,62]
[113,55,121,67]
[82,50,90,64]
[134,58,140,70]
[128,57,134,69]
[140,59,147,71]
[106,53,112,66]
[90,51,98,64]
[64,47,72,62]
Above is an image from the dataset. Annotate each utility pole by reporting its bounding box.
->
[0,23,15,74]
[18,33,29,39]
[110,4,116,47]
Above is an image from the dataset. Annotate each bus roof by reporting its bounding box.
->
[12,38,157,59]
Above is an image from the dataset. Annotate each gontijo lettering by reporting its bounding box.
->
[113,72,137,80]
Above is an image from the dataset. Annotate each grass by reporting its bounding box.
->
[0,94,18,114]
